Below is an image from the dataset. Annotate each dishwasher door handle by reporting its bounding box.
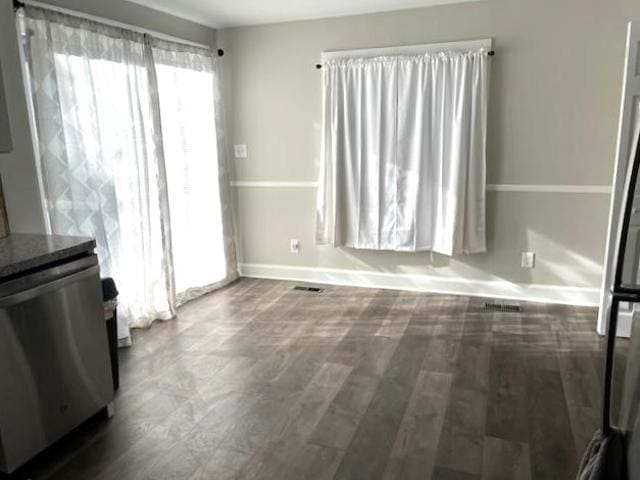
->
[0,265,100,307]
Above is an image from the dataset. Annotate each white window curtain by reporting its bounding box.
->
[150,39,236,305]
[317,48,490,256]
[21,7,237,345]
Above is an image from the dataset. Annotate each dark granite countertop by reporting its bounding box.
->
[0,233,96,280]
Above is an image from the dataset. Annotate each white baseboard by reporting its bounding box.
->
[238,262,600,307]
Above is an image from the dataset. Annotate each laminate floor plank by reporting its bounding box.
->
[383,371,452,480]
[307,371,381,450]
[481,436,531,480]
[485,348,528,443]
[331,334,433,480]
[526,366,578,480]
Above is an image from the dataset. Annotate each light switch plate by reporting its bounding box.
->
[234,144,247,159]
[521,252,535,269]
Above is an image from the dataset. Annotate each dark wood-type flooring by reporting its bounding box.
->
[7,278,620,480]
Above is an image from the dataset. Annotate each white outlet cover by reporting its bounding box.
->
[521,252,536,269]
[290,239,300,254]
[234,144,248,159]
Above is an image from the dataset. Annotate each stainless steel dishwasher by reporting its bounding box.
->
[0,254,114,473]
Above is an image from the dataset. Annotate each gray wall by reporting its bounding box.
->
[220,0,640,296]
[0,0,215,233]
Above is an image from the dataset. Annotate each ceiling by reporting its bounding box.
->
[127,0,481,28]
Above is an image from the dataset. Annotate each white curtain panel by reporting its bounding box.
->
[150,39,238,305]
[22,7,237,344]
[23,9,174,345]
[317,49,489,256]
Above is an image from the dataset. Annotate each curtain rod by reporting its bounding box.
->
[315,50,494,69]
[315,39,494,69]
[12,0,225,56]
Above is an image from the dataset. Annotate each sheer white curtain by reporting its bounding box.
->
[317,49,490,255]
[22,7,237,345]
[23,9,175,345]
[150,39,237,304]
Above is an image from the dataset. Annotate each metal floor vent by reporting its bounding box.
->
[293,286,323,293]
[484,302,521,313]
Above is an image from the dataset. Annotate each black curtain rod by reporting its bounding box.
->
[315,49,495,69]
[11,0,225,57]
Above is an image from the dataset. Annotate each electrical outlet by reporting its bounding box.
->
[233,144,248,159]
[290,239,300,254]
[521,252,536,269]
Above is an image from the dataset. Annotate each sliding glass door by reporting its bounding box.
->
[20,6,236,344]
